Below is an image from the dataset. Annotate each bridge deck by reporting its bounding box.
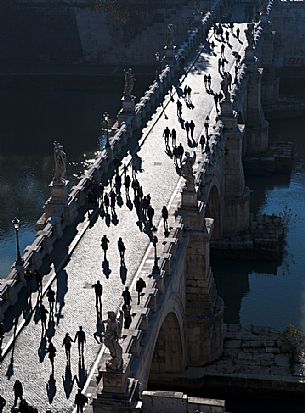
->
[0,23,247,411]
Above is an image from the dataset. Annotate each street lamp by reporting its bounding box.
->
[12,217,23,266]
[152,235,160,274]
[102,112,110,149]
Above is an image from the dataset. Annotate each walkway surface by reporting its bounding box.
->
[0,23,247,412]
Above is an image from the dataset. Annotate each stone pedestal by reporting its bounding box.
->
[118,95,136,127]
[93,354,139,413]
[45,180,69,217]
[164,45,176,64]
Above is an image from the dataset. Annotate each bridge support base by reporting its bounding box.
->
[223,187,251,237]
[245,119,269,155]
[92,355,139,413]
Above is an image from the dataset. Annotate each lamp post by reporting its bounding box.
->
[152,235,160,274]
[155,52,161,81]
[12,217,23,266]
[102,112,110,149]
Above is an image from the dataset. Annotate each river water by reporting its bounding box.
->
[213,115,305,332]
[0,77,150,278]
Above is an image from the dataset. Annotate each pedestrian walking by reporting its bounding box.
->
[218,57,222,73]
[131,156,137,179]
[142,196,149,218]
[183,84,188,99]
[110,190,116,212]
[236,27,240,39]
[136,277,146,305]
[214,93,219,112]
[211,40,215,50]
[187,85,192,101]
[207,74,212,90]
[131,178,139,198]
[229,22,234,32]
[227,72,232,90]
[33,269,43,298]
[39,303,48,331]
[118,237,126,266]
[225,30,229,42]
[92,280,103,310]
[176,99,182,118]
[122,304,132,329]
[0,321,4,349]
[46,287,56,317]
[74,326,86,359]
[204,116,209,138]
[204,74,208,89]
[24,268,33,302]
[177,143,184,167]
[171,128,177,148]
[199,135,205,151]
[122,286,132,306]
[74,388,88,413]
[115,173,121,194]
[173,146,178,166]
[138,185,143,200]
[161,206,169,230]
[0,394,6,413]
[147,205,155,230]
[47,339,57,373]
[220,43,225,57]
[62,333,74,366]
[163,126,170,148]
[101,235,109,260]
[13,380,23,407]
[104,193,109,214]
[124,174,131,198]
[185,121,190,139]
[189,120,195,140]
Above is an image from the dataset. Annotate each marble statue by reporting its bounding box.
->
[103,311,123,371]
[53,141,66,184]
[166,23,175,48]
[181,151,196,189]
[123,68,135,100]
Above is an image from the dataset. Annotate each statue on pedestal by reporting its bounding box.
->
[103,311,123,371]
[166,23,175,49]
[181,151,196,190]
[123,68,136,100]
[53,141,66,185]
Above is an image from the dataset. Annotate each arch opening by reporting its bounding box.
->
[205,185,222,240]
[148,312,183,386]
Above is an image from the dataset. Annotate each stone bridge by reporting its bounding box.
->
[0,1,283,412]
[91,2,279,412]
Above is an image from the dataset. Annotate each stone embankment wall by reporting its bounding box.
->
[0,4,219,320]
[3,0,204,67]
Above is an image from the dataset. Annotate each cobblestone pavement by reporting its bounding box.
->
[0,24,246,412]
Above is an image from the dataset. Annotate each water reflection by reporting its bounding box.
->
[213,115,305,331]
[0,76,152,278]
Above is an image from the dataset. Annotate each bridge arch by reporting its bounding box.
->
[205,183,222,240]
[141,294,185,389]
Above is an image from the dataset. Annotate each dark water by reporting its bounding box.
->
[212,115,305,332]
[0,76,151,278]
